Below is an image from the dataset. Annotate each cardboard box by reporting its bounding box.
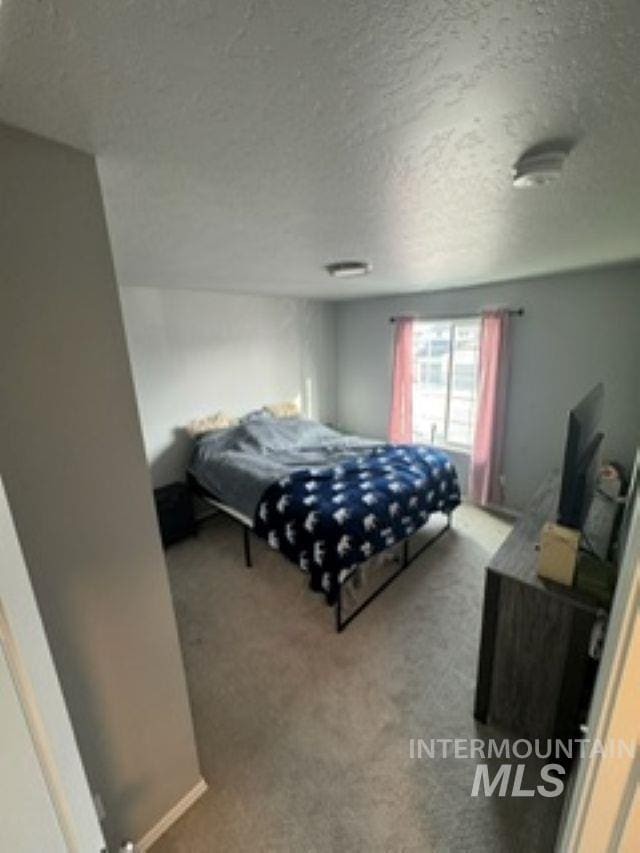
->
[537,522,580,586]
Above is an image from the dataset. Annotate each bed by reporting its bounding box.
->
[187,413,460,630]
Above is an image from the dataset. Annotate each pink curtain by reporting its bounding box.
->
[469,310,511,506]
[388,318,414,443]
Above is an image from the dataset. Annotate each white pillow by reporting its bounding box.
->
[185,411,238,437]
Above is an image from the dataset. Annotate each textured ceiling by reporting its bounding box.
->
[1,0,640,298]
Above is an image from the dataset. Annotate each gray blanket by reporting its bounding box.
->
[188,414,380,518]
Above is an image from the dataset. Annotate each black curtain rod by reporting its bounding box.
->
[389,308,524,323]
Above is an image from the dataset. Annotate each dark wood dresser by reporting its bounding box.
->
[474,472,616,740]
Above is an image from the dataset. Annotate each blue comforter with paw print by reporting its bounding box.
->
[253,444,460,601]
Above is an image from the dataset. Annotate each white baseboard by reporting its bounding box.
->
[136,777,207,852]
[483,501,522,520]
[461,496,521,520]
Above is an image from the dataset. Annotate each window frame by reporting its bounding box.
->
[412,317,481,452]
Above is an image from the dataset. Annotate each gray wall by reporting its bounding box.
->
[0,124,201,847]
[336,266,640,511]
[120,287,337,486]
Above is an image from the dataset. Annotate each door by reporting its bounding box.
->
[558,458,640,851]
[0,477,105,852]
[0,627,68,850]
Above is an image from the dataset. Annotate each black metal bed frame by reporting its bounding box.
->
[333,515,451,632]
[189,475,452,632]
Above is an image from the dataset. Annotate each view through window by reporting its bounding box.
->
[412,319,481,448]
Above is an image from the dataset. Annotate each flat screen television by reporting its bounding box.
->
[557,383,604,530]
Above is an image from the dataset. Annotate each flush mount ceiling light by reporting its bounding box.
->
[325,260,372,278]
[512,144,571,188]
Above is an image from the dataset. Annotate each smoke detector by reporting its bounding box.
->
[325,260,372,278]
[512,146,570,188]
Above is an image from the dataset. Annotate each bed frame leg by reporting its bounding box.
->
[243,526,252,568]
[335,582,343,633]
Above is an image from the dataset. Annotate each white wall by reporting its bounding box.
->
[120,287,337,486]
[0,124,201,848]
[336,265,640,511]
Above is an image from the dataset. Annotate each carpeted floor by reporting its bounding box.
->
[153,504,565,852]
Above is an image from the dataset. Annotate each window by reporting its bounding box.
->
[412,318,481,449]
